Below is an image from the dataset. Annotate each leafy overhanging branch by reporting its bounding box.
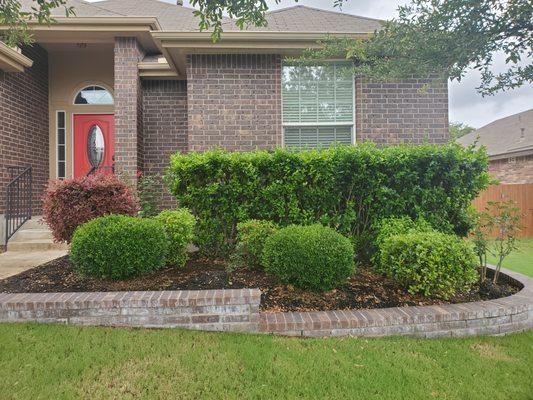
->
[303,0,532,95]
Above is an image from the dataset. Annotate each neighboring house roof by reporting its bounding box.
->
[222,5,383,32]
[457,109,533,158]
[19,0,382,33]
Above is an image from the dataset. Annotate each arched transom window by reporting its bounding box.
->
[74,85,114,105]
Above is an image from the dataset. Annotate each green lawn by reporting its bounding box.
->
[0,324,532,399]
[486,238,533,277]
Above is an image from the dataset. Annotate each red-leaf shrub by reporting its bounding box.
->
[43,174,140,243]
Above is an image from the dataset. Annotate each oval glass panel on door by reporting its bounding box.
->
[87,125,105,168]
[73,114,115,178]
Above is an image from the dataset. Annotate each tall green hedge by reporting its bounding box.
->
[166,143,488,257]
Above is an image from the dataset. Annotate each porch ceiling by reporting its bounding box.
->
[23,17,162,54]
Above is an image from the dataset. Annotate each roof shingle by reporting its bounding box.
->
[222,5,383,32]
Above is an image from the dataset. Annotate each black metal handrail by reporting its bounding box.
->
[5,166,32,246]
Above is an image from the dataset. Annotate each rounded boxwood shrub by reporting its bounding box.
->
[262,224,355,292]
[70,215,168,280]
[43,174,140,243]
[379,231,478,299]
[154,208,196,268]
[231,219,278,270]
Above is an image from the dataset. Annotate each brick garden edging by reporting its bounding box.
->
[260,267,533,338]
[0,289,261,332]
[0,267,531,337]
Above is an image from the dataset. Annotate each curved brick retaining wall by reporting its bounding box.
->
[0,268,531,337]
[0,289,261,332]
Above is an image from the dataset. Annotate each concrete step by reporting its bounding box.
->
[6,216,68,252]
[18,218,47,230]
[7,240,69,252]
[10,229,54,241]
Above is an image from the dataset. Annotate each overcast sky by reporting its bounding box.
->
[123,0,533,128]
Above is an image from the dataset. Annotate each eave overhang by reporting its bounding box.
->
[152,31,369,51]
[0,42,33,72]
[152,31,369,79]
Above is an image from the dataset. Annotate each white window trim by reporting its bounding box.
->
[73,85,114,106]
[281,61,356,147]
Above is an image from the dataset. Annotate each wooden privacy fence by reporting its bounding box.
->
[472,183,533,237]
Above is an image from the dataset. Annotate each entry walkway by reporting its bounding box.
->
[0,217,67,279]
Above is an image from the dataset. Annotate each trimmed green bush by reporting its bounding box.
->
[231,220,278,270]
[70,215,168,280]
[372,216,435,267]
[262,224,355,292]
[379,231,478,299]
[154,208,196,268]
[165,143,488,257]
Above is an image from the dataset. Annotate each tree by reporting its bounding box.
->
[305,0,532,95]
[449,122,475,140]
[485,200,522,284]
[469,200,522,284]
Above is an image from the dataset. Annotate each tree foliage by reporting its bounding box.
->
[449,122,476,140]
[0,0,73,47]
[189,0,347,41]
[306,0,532,95]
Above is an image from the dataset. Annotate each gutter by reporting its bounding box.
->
[0,42,33,72]
[27,16,162,31]
[489,147,533,161]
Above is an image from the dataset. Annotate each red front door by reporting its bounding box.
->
[73,114,115,178]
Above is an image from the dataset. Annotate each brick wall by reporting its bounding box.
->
[489,154,533,184]
[114,37,144,180]
[0,45,49,215]
[187,54,282,152]
[355,77,449,145]
[142,80,188,208]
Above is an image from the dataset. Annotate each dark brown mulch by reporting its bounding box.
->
[0,256,520,312]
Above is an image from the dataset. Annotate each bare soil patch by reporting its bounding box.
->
[0,256,519,312]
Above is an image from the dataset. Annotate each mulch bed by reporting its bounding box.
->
[0,255,519,312]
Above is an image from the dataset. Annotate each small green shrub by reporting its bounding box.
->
[379,231,478,299]
[262,224,355,292]
[372,216,435,267]
[154,208,196,268]
[70,215,168,280]
[230,220,278,270]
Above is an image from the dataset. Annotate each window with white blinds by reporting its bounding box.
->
[282,62,354,148]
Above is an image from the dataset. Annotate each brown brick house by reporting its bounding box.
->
[457,109,533,184]
[0,0,449,241]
